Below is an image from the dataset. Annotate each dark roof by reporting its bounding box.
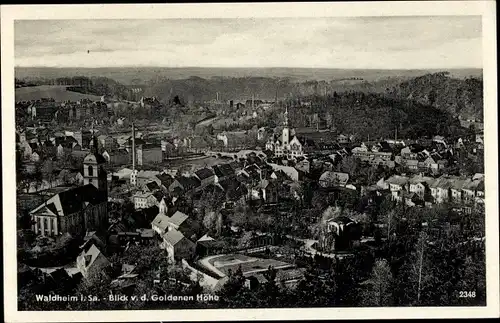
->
[31,184,104,217]
[213,163,235,178]
[29,142,39,150]
[139,205,160,223]
[145,181,160,191]
[219,179,248,201]
[156,173,174,188]
[272,170,291,182]
[178,176,201,190]
[296,136,316,147]
[246,155,265,166]
[195,167,215,180]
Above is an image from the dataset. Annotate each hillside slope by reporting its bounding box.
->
[387,72,483,121]
[15,85,102,102]
[291,92,462,140]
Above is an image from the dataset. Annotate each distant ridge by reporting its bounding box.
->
[15,67,482,85]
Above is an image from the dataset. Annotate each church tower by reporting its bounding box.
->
[83,125,108,200]
[282,105,290,146]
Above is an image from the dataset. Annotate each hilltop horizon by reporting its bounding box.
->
[15,66,482,85]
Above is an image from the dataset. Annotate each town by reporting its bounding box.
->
[16,73,485,309]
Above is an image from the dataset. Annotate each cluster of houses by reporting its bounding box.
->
[124,154,301,212]
[16,98,109,125]
[377,173,485,212]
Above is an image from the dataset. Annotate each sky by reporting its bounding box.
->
[14,16,482,69]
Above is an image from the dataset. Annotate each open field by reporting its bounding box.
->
[15,85,102,102]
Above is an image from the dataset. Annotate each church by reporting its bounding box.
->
[265,107,316,159]
[29,134,108,237]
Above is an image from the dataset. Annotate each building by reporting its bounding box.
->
[408,175,433,200]
[324,215,363,251]
[83,132,108,194]
[259,179,279,204]
[95,135,117,151]
[429,177,452,204]
[194,168,216,187]
[103,149,130,166]
[76,244,111,282]
[386,175,409,202]
[265,107,314,159]
[268,163,302,182]
[29,184,108,237]
[133,192,158,210]
[130,170,160,187]
[319,171,349,188]
[161,229,196,263]
[29,133,108,237]
[137,144,163,165]
[212,163,235,183]
[257,127,268,141]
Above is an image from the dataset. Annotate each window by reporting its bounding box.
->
[88,165,94,177]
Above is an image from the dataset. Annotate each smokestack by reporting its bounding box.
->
[252,94,254,109]
[216,92,219,101]
[132,122,136,171]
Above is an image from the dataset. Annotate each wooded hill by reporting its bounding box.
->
[288,91,463,140]
[386,72,483,122]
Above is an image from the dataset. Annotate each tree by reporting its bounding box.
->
[360,258,394,306]
[409,231,431,305]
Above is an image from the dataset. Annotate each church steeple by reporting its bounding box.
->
[284,105,289,127]
[282,105,290,146]
[91,120,98,154]
[83,119,107,200]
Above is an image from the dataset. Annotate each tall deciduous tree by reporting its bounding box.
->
[360,258,394,306]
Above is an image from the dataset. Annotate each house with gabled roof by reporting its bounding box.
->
[212,163,235,183]
[408,175,433,200]
[76,244,112,282]
[161,228,196,262]
[143,181,161,193]
[429,177,452,204]
[156,172,175,191]
[386,175,409,202]
[450,178,467,203]
[194,167,216,187]
[133,192,158,210]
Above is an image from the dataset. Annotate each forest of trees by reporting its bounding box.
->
[387,72,483,122]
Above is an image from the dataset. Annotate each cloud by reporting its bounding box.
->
[14,17,482,69]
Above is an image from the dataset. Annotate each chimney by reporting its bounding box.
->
[252,94,255,109]
[132,122,136,171]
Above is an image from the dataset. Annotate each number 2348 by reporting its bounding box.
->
[459,291,476,298]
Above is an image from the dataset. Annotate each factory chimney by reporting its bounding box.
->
[132,122,136,171]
